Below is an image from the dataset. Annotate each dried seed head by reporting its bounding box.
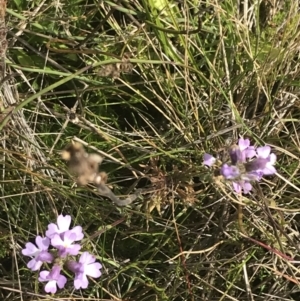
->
[62,142,103,185]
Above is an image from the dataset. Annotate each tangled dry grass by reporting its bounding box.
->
[1,0,300,300]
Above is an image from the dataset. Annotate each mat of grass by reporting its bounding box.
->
[1,0,300,300]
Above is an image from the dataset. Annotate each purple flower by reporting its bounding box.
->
[229,138,256,164]
[46,215,71,238]
[39,265,67,294]
[238,138,256,157]
[246,146,276,175]
[51,231,81,257]
[233,180,253,194]
[220,164,240,179]
[67,252,102,289]
[203,153,216,167]
[46,214,83,241]
[203,137,277,194]
[22,236,53,271]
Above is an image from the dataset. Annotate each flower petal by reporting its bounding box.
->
[242,182,252,194]
[27,258,43,271]
[245,146,256,159]
[238,138,250,151]
[57,275,67,289]
[63,244,81,256]
[36,250,54,263]
[44,280,57,294]
[85,262,102,278]
[35,236,50,251]
[232,182,242,194]
[45,224,59,239]
[22,242,38,256]
[263,165,276,175]
[269,153,276,164]
[79,252,94,265]
[74,273,89,289]
[70,226,84,241]
[57,214,71,232]
[63,230,77,243]
[51,234,64,248]
[220,164,240,179]
[203,153,216,167]
[39,270,50,282]
[256,146,271,158]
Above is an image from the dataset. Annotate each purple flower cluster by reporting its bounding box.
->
[203,138,276,194]
[22,215,102,294]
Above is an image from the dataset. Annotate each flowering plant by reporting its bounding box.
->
[203,138,276,194]
[22,214,102,294]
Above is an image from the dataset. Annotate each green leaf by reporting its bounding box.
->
[16,50,36,67]
[12,0,22,10]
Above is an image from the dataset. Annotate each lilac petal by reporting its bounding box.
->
[49,265,62,278]
[64,230,77,242]
[35,236,50,251]
[74,273,89,289]
[256,146,271,158]
[39,265,67,293]
[238,138,250,151]
[232,181,253,194]
[242,182,253,194]
[85,262,102,278]
[57,215,71,232]
[203,154,216,167]
[51,231,76,247]
[262,163,276,175]
[46,224,59,239]
[79,252,95,265]
[27,258,43,271]
[52,232,81,257]
[22,236,53,271]
[22,242,38,257]
[237,138,257,161]
[37,250,54,263]
[269,153,276,164]
[220,164,240,179]
[45,280,58,294]
[69,252,102,290]
[232,182,242,194]
[58,244,81,257]
[246,153,276,176]
[70,226,84,241]
[39,270,50,281]
[48,265,67,288]
[230,147,251,164]
[245,146,256,159]
[57,275,67,289]
[46,215,72,238]
[70,245,81,256]
[78,252,102,277]
[51,234,64,248]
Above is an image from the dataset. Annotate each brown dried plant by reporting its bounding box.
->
[97,52,133,79]
[61,142,140,206]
